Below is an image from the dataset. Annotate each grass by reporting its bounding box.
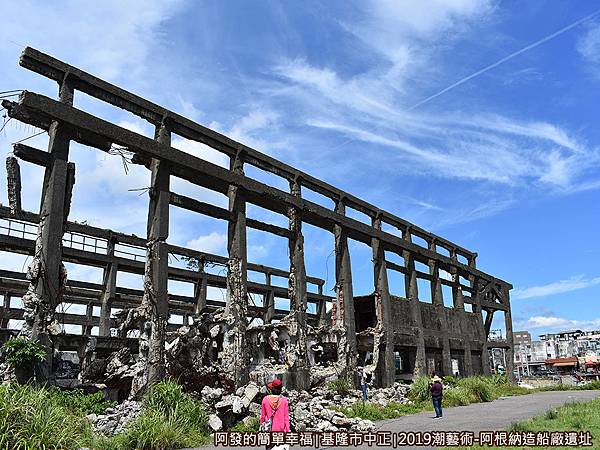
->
[229,416,260,432]
[0,382,96,450]
[446,397,600,450]
[327,377,352,396]
[335,401,422,421]
[110,379,211,450]
[51,388,116,415]
[0,380,211,450]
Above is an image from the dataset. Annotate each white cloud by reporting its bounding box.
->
[520,315,600,330]
[577,21,600,72]
[0,0,185,81]
[186,232,227,254]
[513,275,600,300]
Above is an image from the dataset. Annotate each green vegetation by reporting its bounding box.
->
[1,337,47,369]
[0,382,96,450]
[0,380,210,450]
[336,401,421,421]
[327,377,352,396]
[408,375,431,403]
[52,388,116,415]
[447,397,600,450]
[230,416,260,432]
[110,380,211,450]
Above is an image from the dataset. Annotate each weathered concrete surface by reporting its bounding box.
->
[192,390,600,450]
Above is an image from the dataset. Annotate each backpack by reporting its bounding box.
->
[259,396,281,432]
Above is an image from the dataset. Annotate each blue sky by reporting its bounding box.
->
[1,0,600,339]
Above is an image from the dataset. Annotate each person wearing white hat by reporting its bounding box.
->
[429,374,444,419]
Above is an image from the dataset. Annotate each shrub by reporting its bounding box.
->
[578,380,600,390]
[0,383,93,450]
[457,376,495,403]
[442,386,471,407]
[52,388,115,415]
[409,376,431,403]
[339,401,420,421]
[118,379,211,449]
[328,377,352,396]
[1,337,47,369]
[442,375,458,387]
[230,416,260,432]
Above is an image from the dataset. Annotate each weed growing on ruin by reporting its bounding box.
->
[327,377,352,396]
[52,388,115,415]
[230,416,260,432]
[408,376,431,403]
[456,376,495,402]
[114,379,211,449]
[1,337,47,369]
[0,383,94,450]
[338,401,421,421]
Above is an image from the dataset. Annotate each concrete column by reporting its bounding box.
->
[224,154,249,388]
[428,241,451,376]
[484,310,495,337]
[334,199,357,373]
[371,215,395,387]
[23,79,73,347]
[143,122,171,387]
[263,272,275,324]
[0,292,9,328]
[287,178,309,389]
[194,258,208,315]
[83,303,94,336]
[451,266,472,376]
[504,290,515,382]
[315,283,328,327]
[99,239,117,337]
[472,276,491,375]
[403,230,426,377]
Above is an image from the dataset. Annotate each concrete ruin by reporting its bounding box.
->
[0,48,514,396]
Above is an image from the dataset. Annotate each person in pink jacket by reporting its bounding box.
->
[260,378,290,435]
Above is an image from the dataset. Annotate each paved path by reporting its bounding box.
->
[194,390,600,450]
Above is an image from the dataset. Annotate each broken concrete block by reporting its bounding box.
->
[248,402,261,415]
[242,382,260,408]
[215,397,232,410]
[208,414,223,431]
[232,396,244,414]
[209,325,220,338]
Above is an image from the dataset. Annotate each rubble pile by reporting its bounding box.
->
[199,381,412,433]
[87,400,142,435]
[85,379,412,436]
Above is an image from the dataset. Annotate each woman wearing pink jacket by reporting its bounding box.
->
[260,378,290,443]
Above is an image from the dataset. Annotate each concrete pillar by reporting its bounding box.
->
[23,79,73,347]
[83,303,94,336]
[504,291,515,382]
[451,266,472,376]
[472,276,491,375]
[428,241,451,376]
[263,272,275,324]
[334,199,357,373]
[194,259,208,315]
[403,230,426,377]
[99,239,117,337]
[315,284,328,327]
[0,292,9,328]
[371,215,395,387]
[287,178,309,389]
[224,154,249,388]
[143,122,171,387]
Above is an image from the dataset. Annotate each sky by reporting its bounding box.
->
[0,0,599,339]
